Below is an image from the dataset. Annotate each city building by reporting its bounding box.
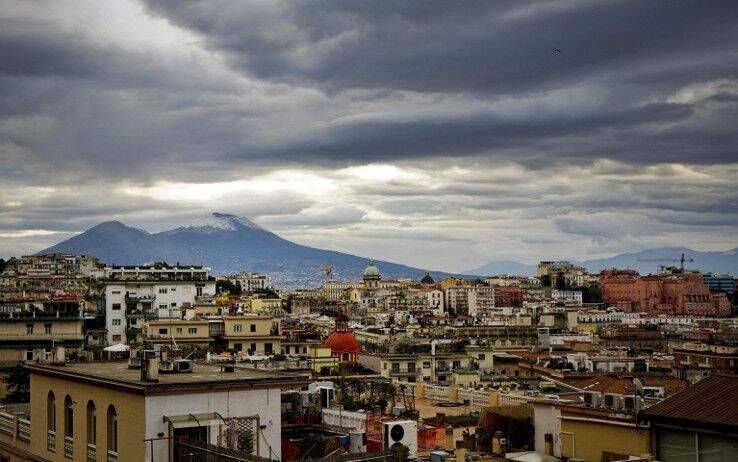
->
[0,360,306,462]
[445,285,494,316]
[225,272,273,292]
[103,265,216,345]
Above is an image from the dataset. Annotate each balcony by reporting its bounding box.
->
[125,309,144,318]
[435,365,451,372]
[390,369,421,377]
[107,450,118,462]
[65,436,73,458]
[209,324,225,337]
[125,294,155,303]
[48,430,56,452]
[0,333,85,342]
[87,444,96,462]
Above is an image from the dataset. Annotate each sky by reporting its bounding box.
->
[1,0,737,273]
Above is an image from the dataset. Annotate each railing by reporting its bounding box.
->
[424,384,449,401]
[65,435,74,458]
[17,418,31,442]
[0,412,14,436]
[87,443,97,462]
[48,430,56,452]
[107,449,118,462]
[0,333,84,341]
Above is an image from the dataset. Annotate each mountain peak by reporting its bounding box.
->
[89,220,149,235]
[187,213,265,232]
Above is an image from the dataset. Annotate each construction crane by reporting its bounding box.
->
[636,253,694,272]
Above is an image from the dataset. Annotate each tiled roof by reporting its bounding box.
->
[644,374,738,430]
[566,375,687,397]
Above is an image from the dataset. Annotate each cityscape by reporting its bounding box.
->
[2,1,738,462]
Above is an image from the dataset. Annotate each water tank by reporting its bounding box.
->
[349,431,366,454]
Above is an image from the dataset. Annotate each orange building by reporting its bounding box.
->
[601,271,731,316]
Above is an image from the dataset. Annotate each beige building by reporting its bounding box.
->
[222,316,283,354]
[145,319,213,348]
[0,361,306,462]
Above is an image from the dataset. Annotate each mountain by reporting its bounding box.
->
[580,247,738,275]
[464,260,537,277]
[38,213,460,288]
[465,247,738,277]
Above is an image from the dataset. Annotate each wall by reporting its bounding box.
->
[30,372,146,462]
[144,387,282,462]
[560,416,650,462]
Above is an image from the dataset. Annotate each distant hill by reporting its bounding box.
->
[38,213,461,288]
[466,247,738,277]
[580,247,738,276]
[464,260,537,277]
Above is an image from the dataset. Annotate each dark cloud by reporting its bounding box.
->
[1,0,737,266]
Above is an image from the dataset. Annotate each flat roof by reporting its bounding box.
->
[28,361,308,396]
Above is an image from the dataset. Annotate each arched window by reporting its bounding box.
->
[87,401,96,446]
[107,405,117,453]
[47,391,56,432]
[64,395,73,438]
[342,352,349,361]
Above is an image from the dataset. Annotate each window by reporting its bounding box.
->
[233,324,242,333]
[158,288,167,294]
[171,303,177,308]
[176,328,182,334]
[112,319,121,326]
[265,343,273,354]
[158,304,167,309]
[250,343,257,353]
[250,324,257,332]
[170,287,176,292]
[188,328,197,335]
[233,343,242,351]
[45,324,52,334]
[64,395,73,439]
[111,303,121,311]
[107,406,117,453]
[26,324,33,334]
[478,354,486,361]
[87,401,96,446]
[47,391,56,433]
[408,363,416,372]
[112,335,121,342]
[26,349,34,361]
[196,287,203,297]
[423,361,431,369]
[158,328,168,335]
[111,290,120,295]
[342,352,349,361]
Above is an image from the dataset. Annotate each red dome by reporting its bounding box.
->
[322,331,363,354]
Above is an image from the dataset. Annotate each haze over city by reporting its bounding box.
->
[2,1,737,272]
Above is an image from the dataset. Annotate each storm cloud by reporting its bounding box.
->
[0,0,737,271]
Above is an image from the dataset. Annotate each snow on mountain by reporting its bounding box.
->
[185,212,265,232]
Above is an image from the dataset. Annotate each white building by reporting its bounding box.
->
[104,266,215,345]
[445,285,495,316]
[550,290,583,305]
[226,272,273,292]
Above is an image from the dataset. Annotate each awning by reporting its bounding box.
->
[164,412,226,429]
[103,343,130,352]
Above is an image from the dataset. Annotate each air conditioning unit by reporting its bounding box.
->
[383,420,417,459]
[583,391,602,407]
[622,395,643,413]
[604,393,623,410]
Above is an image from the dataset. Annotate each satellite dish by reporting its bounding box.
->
[633,378,645,398]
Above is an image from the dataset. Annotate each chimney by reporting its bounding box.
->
[141,355,159,382]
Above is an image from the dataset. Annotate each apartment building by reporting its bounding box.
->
[445,285,494,316]
[226,272,273,292]
[103,265,216,345]
[222,316,283,355]
[0,361,306,462]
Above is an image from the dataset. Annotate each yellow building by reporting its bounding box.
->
[146,319,213,348]
[0,361,306,462]
[0,316,85,363]
[222,316,283,354]
[309,345,338,374]
[247,297,282,314]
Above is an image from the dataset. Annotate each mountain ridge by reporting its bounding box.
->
[38,213,462,288]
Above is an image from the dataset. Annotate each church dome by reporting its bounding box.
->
[363,260,381,278]
[323,331,363,354]
[420,271,435,284]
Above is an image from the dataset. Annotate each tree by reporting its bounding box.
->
[540,274,552,287]
[0,258,6,273]
[555,271,566,290]
[216,280,237,295]
[234,281,243,295]
[1,363,29,404]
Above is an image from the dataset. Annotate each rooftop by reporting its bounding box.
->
[28,361,308,395]
[644,374,738,431]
